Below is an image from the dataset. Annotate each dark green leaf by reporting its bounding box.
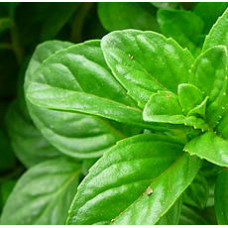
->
[194,2,228,34]
[1,158,81,225]
[183,171,209,209]
[157,9,204,54]
[40,3,80,40]
[215,169,228,224]
[0,130,16,173]
[98,3,159,32]
[179,204,208,225]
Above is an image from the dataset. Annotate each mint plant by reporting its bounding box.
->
[0,3,228,225]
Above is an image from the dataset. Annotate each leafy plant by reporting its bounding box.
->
[0,2,227,225]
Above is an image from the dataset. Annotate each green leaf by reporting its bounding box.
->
[178,84,204,113]
[179,204,208,225]
[194,2,228,34]
[183,171,209,209]
[101,30,194,107]
[184,132,228,167]
[157,9,204,54]
[203,8,228,50]
[1,158,81,225]
[98,3,159,32]
[151,2,180,9]
[143,91,209,131]
[25,40,141,158]
[0,179,17,210]
[40,3,80,40]
[190,45,227,127]
[156,198,182,225]
[67,134,201,225]
[6,101,61,168]
[215,169,228,224]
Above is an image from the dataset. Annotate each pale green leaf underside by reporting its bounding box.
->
[67,134,201,225]
[1,159,81,225]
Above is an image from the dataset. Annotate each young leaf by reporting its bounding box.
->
[98,3,159,32]
[101,30,194,107]
[184,132,228,167]
[178,83,204,114]
[25,40,140,159]
[157,9,204,54]
[6,101,60,168]
[190,45,227,127]
[67,134,201,225]
[143,91,209,131]
[203,8,228,50]
[215,169,228,224]
[0,158,81,225]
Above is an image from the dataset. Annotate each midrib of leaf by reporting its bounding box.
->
[33,168,81,225]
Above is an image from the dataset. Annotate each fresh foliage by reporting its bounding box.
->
[0,2,227,225]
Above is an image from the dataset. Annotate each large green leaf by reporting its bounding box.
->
[190,45,227,127]
[67,134,201,225]
[25,40,141,159]
[101,30,194,107]
[157,9,204,54]
[215,169,228,224]
[98,3,159,32]
[0,158,81,225]
[203,8,228,50]
[184,132,228,167]
[6,101,60,168]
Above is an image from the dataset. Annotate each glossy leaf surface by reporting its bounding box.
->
[101,30,194,107]
[67,134,201,225]
[25,40,139,158]
[184,132,228,167]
